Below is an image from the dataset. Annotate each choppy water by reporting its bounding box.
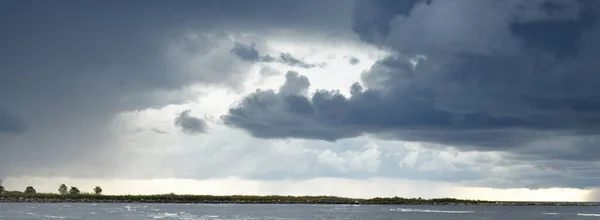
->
[1,203,600,219]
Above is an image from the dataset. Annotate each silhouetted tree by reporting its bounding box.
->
[0,185,4,195]
[24,186,36,194]
[69,186,80,195]
[58,184,68,195]
[93,186,102,195]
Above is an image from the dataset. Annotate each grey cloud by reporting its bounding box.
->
[231,42,327,68]
[352,0,592,56]
[259,66,282,78]
[222,0,600,188]
[223,68,548,146]
[0,0,353,178]
[225,0,600,147]
[7,0,600,191]
[150,128,170,135]
[175,110,208,135]
[230,43,261,62]
[127,127,169,135]
[123,127,491,183]
[276,53,327,68]
[348,56,360,65]
[279,71,310,95]
[351,0,428,44]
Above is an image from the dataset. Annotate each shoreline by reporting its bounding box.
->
[1,194,598,206]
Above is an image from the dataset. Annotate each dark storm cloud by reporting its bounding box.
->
[223,0,600,179]
[231,42,327,68]
[175,110,208,135]
[0,0,352,178]
[223,66,555,146]
[351,0,428,44]
[219,0,600,189]
[231,43,261,62]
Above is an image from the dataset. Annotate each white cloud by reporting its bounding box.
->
[317,142,381,173]
[2,176,589,202]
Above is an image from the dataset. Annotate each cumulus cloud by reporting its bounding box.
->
[231,42,327,68]
[175,110,208,135]
[222,0,600,188]
[278,71,311,95]
[226,0,600,146]
[224,68,542,146]
[317,142,381,173]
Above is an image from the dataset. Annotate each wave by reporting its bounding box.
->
[124,205,136,212]
[148,211,199,219]
[543,212,559,215]
[42,215,68,219]
[24,211,82,219]
[578,213,600,217]
[390,208,474,214]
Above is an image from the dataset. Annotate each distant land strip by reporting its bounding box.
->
[0,193,598,206]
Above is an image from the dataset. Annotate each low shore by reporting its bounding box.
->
[1,194,598,206]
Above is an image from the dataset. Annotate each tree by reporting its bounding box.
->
[0,185,4,195]
[58,184,68,195]
[69,186,80,195]
[93,186,102,195]
[24,186,36,194]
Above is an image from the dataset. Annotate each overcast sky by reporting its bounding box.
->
[2,0,600,202]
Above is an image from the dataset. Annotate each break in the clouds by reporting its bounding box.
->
[4,0,600,197]
[231,42,327,68]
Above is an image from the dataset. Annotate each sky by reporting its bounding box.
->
[2,0,600,202]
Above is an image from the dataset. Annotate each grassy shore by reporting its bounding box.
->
[0,192,597,206]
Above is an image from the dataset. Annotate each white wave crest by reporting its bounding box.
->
[578,213,600,217]
[42,215,67,219]
[149,211,199,219]
[543,212,559,215]
[391,208,474,214]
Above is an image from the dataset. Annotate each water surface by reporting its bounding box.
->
[1,203,600,219]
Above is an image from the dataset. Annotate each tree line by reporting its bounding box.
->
[0,184,102,195]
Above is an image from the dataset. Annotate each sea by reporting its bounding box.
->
[1,203,600,219]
